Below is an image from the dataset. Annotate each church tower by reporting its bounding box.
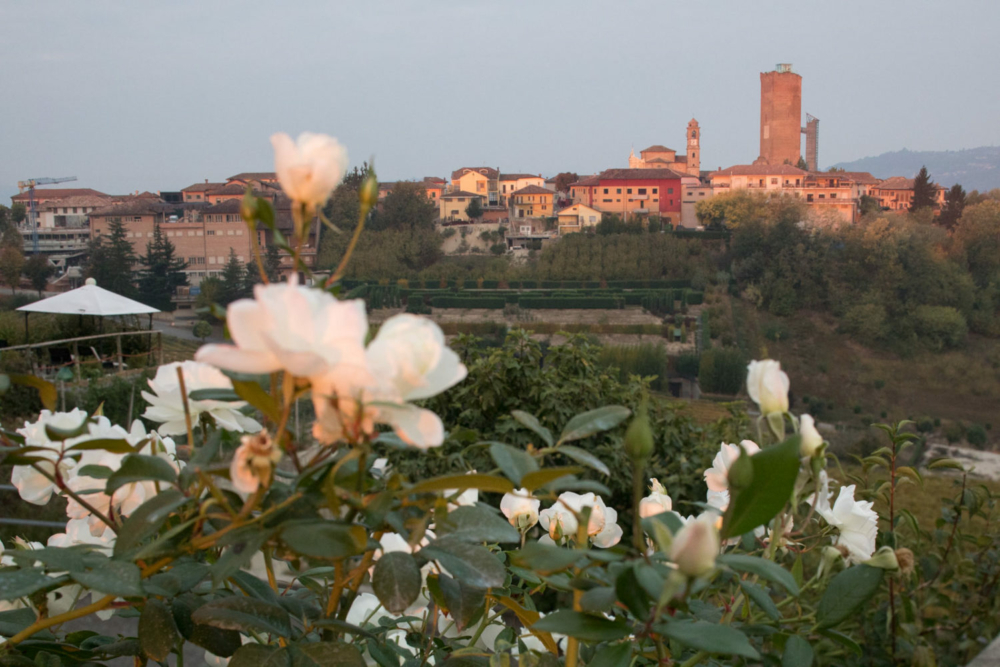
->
[686,119,700,175]
[628,146,641,169]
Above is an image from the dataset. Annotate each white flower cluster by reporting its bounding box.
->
[195,279,467,450]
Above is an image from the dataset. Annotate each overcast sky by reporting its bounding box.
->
[2,0,999,200]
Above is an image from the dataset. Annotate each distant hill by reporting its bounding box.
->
[831,146,1000,192]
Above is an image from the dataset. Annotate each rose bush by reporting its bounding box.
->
[0,133,997,667]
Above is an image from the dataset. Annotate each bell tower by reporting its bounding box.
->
[686,119,700,175]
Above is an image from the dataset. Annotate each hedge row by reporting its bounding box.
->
[518,297,624,310]
[342,278,692,291]
[430,296,506,309]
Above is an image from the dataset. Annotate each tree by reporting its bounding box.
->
[263,243,283,283]
[0,245,25,294]
[553,172,579,193]
[465,197,484,221]
[371,181,437,231]
[195,276,222,314]
[859,194,882,218]
[218,249,248,306]
[938,183,966,230]
[11,203,26,226]
[23,254,54,295]
[192,320,213,341]
[317,164,375,270]
[138,225,188,311]
[86,218,138,298]
[796,157,809,170]
[910,166,938,212]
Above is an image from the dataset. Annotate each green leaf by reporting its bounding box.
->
[782,635,814,667]
[71,559,144,597]
[657,620,759,659]
[407,473,513,495]
[44,417,91,441]
[586,642,632,667]
[188,389,241,402]
[816,565,884,629]
[191,596,292,637]
[232,379,282,423]
[740,580,779,621]
[435,574,485,631]
[309,618,375,640]
[76,464,114,479]
[436,505,520,544]
[578,586,617,613]
[510,411,553,446]
[816,629,862,656]
[296,642,367,667]
[138,599,179,661]
[372,552,422,614]
[615,567,650,621]
[716,554,800,595]
[557,406,631,444]
[0,569,61,601]
[556,446,610,476]
[187,623,243,658]
[722,435,801,539]
[114,489,192,557]
[519,467,583,492]
[488,441,538,485]
[280,521,366,559]
[510,542,587,573]
[228,644,278,667]
[0,608,37,637]
[106,454,178,495]
[10,374,57,411]
[66,438,136,454]
[212,528,274,587]
[532,610,631,642]
[419,536,505,589]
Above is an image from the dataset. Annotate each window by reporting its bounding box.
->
[831,193,837,199]
[771,178,778,185]
[667,188,673,194]
[653,188,658,194]
[616,188,622,194]
[637,188,647,195]
[167,231,174,237]
[236,230,243,235]
[73,208,78,214]
[819,194,826,199]
[603,188,609,194]
[207,230,215,236]
[627,188,632,195]
[602,199,613,203]
[227,230,234,235]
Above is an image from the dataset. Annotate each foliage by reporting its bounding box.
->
[192,320,213,341]
[318,228,443,277]
[910,166,938,212]
[596,342,669,391]
[370,181,437,231]
[0,245,25,295]
[912,305,968,351]
[86,218,138,299]
[218,249,249,306]
[22,254,54,295]
[11,202,27,225]
[695,190,806,231]
[553,172,578,193]
[465,197,483,220]
[263,243,282,283]
[938,183,966,230]
[698,347,746,395]
[138,225,188,311]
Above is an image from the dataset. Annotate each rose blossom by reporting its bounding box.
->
[639,478,673,518]
[142,361,261,436]
[230,432,282,494]
[271,132,349,211]
[501,488,541,530]
[746,359,790,416]
[669,513,720,578]
[799,414,823,457]
[12,409,90,505]
[538,492,620,547]
[704,440,760,494]
[816,483,878,563]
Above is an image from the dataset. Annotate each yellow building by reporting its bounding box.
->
[557,204,602,234]
[451,167,499,207]
[499,173,545,206]
[439,190,485,222]
[511,185,554,219]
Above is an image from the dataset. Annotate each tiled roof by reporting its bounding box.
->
[440,190,483,198]
[876,177,917,190]
[570,175,600,187]
[709,164,807,177]
[203,199,244,214]
[227,172,278,182]
[500,173,541,181]
[641,145,674,153]
[598,168,686,180]
[12,188,108,201]
[181,182,226,193]
[41,195,113,210]
[511,185,553,196]
[451,167,499,180]
[833,171,879,184]
[89,200,176,217]
[423,176,446,184]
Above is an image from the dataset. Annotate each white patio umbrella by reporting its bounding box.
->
[17,278,160,338]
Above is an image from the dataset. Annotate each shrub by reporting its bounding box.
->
[913,305,968,351]
[916,417,934,433]
[675,353,700,378]
[518,296,623,309]
[762,321,789,342]
[944,421,964,443]
[842,303,890,345]
[698,347,745,395]
[405,300,431,314]
[192,320,212,341]
[967,423,988,449]
[430,296,505,309]
[874,379,886,390]
[596,343,668,391]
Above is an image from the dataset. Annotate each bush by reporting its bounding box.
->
[405,300,431,314]
[913,305,968,350]
[518,296,624,309]
[967,423,988,449]
[430,296,505,309]
[762,321,789,342]
[916,416,934,433]
[192,320,212,341]
[596,343,668,391]
[842,303,889,345]
[944,421,964,443]
[698,347,746,395]
[675,353,700,378]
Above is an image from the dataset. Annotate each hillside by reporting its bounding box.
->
[831,146,1000,191]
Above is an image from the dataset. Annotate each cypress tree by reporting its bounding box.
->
[938,184,966,230]
[910,166,938,212]
[218,249,248,306]
[138,225,189,311]
[86,218,138,298]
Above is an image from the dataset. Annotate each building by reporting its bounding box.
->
[499,174,545,206]
[182,182,226,203]
[571,168,685,224]
[378,178,446,205]
[873,176,946,212]
[681,182,714,229]
[36,195,114,229]
[758,64,802,166]
[439,190,486,222]
[557,204,602,234]
[709,164,808,193]
[450,167,499,207]
[506,218,556,251]
[11,188,109,211]
[628,119,701,176]
[511,185,555,218]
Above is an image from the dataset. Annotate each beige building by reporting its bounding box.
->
[873,176,946,212]
[450,167,499,207]
[557,204,602,234]
[439,190,486,222]
[628,119,702,176]
[499,173,545,206]
[511,185,555,219]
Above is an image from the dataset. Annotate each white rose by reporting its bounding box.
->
[141,361,262,436]
[639,478,674,518]
[799,414,823,457]
[229,433,281,495]
[271,132,349,210]
[12,409,90,505]
[669,513,720,578]
[817,484,878,563]
[538,492,608,543]
[704,440,760,493]
[746,359,790,416]
[501,488,540,530]
[196,277,369,379]
[591,506,623,548]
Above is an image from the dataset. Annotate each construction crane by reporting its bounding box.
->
[17,176,77,253]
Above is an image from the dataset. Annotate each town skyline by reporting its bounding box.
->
[3,1,1000,201]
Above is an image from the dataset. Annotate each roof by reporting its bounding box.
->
[709,164,808,177]
[558,203,601,215]
[423,176,446,184]
[570,175,600,187]
[207,182,275,196]
[641,145,675,154]
[598,168,686,181]
[833,171,879,184]
[12,188,108,202]
[42,195,113,210]
[18,282,159,316]
[876,177,917,190]
[227,172,278,182]
[89,200,176,217]
[440,190,483,199]
[203,199,244,214]
[511,185,553,196]
[182,182,226,193]
[451,167,499,180]
[500,173,541,181]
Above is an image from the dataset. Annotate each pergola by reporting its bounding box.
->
[17,278,160,339]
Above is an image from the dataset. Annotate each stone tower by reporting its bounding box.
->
[628,147,640,169]
[686,119,700,175]
[759,64,802,166]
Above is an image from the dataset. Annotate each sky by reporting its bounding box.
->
[2,0,999,200]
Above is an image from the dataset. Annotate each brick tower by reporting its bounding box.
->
[759,64,802,166]
[686,119,701,175]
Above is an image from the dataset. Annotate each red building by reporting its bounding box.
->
[569,168,684,224]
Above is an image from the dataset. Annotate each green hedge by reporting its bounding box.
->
[430,296,506,309]
[519,296,624,309]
